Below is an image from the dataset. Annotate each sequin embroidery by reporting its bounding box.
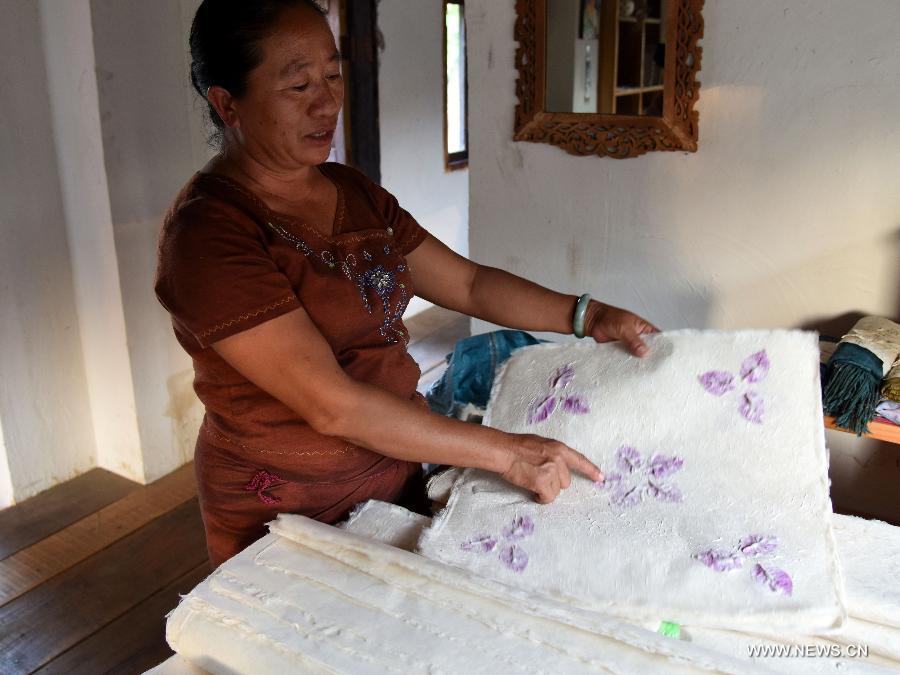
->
[267,222,409,344]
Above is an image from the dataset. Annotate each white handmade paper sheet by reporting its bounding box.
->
[163,506,900,674]
[166,514,759,674]
[418,331,845,632]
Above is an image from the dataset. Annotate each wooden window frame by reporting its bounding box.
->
[443,0,468,171]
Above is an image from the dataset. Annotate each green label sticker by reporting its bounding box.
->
[658,621,681,639]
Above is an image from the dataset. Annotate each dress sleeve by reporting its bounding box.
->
[380,190,429,256]
[332,163,429,255]
[155,197,302,348]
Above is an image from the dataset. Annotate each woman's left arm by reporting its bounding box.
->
[407,235,658,356]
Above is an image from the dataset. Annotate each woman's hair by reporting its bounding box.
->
[189,0,327,142]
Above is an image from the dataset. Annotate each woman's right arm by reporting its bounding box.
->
[212,306,603,504]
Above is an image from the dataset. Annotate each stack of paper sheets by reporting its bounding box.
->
[162,333,900,673]
[163,503,900,673]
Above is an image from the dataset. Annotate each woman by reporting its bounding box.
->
[156,0,658,567]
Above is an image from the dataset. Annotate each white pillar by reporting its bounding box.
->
[0,419,13,508]
[0,0,97,502]
[39,0,145,483]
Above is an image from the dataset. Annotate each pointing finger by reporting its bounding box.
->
[563,446,603,483]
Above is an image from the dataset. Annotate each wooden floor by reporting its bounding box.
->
[0,307,467,675]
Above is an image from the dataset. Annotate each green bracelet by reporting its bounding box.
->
[573,293,591,339]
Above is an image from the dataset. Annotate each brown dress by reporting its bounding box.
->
[155,163,429,567]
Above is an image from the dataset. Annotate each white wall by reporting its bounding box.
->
[466,0,900,520]
[0,0,97,505]
[469,0,899,333]
[378,0,470,317]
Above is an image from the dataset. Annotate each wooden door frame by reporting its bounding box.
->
[341,0,382,184]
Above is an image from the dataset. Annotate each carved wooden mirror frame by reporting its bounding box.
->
[514,0,704,159]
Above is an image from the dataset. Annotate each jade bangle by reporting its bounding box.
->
[573,293,591,339]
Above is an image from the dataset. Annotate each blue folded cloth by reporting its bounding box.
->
[426,330,544,417]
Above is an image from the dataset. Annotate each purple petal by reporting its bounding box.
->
[501,516,535,541]
[698,370,736,396]
[499,544,529,573]
[740,350,770,383]
[616,444,643,473]
[696,549,743,572]
[751,564,793,596]
[611,484,645,508]
[647,480,683,503]
[561,393,590,415]
[526,394,557,425]
[594,471,622,489]
[548,363,575,389]
[738,391,764,424]
[461,535,497,553]
[648,454,684,479]
[738,535,779,557]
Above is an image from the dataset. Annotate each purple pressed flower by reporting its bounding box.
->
[696,549,743,572]
[599,447,684,509]
[751,564,793,596]
[548,363,575,389]
[527,394,557,425]
[738,391,764,424]
[740,350,770,384]
[698,370,736,396]
[738,535,779,557]
[595,471,621,489]
[611,484,645,508]
[460,535,498,553]
[502,516,535,541]
[648,454,684,479]
[499,544,529,573]
[647,480,683,503]
[616,445,643,473]
[561,394,590,415]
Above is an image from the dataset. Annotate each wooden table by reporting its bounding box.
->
[824,415,900,445]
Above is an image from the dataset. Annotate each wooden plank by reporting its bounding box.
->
[405,306,464,344]
[0,468,140,560]
[36,560,210,675]
[408,315,470,374]
[824,416,900,445]
[0,463,197,607]
[0,499,207,675]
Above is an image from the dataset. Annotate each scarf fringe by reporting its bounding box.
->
[823,362,881,435]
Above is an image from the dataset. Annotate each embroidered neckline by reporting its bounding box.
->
[197,168,377,245]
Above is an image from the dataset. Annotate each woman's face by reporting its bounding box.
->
[226,5,343,171]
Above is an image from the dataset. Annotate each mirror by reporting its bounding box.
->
[546,0,667,115]
[514,0,704,158]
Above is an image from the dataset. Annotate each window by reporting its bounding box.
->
[444,0,467,170]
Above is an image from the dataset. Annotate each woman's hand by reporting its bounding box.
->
[585,301,659,357]
[500,434,603,504]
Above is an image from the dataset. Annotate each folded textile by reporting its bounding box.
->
[425,330,542,417]
[875,400,900,426]
[419,332,844,633]
[883,355,900,402]
[824,316,900,434]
